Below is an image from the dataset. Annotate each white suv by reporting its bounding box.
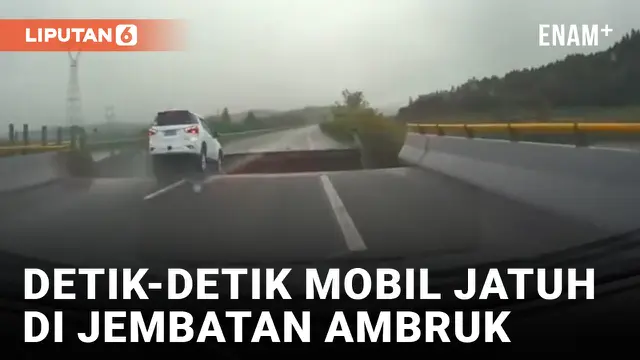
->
[148,110,223,173]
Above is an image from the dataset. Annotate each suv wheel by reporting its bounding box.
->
[198,146,207,172]
[215,150,224,174]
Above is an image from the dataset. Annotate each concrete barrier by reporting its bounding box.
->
[399,134,640,233]
[398,133,428,165]
[0,149,124,193]
[0,127,295,193]
[0,152,65,192]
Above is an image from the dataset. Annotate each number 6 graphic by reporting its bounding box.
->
[115,24,138,46]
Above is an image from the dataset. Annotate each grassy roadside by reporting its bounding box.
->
[319,91,406,168]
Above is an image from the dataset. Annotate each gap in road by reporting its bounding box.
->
[143,148,410,199]
[140,148,406,255]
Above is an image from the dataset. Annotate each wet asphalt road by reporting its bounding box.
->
[0,125,609,269]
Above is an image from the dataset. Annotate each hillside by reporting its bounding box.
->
[397,29,640,123]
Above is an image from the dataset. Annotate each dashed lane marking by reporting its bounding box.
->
[143,179,186,200]
[319,174,367,252]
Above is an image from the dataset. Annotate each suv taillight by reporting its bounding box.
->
[185,126,199,135]
[148,128,157,136]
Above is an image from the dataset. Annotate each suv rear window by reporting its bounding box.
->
[154,111,198,126]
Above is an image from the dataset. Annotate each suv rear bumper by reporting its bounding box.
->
[149,144,200,156]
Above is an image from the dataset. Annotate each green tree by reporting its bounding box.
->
[321,89,406,167]
[337,89,369,109]
[397,29,640,123]
[221,107,231,124]
[243,111,261,127]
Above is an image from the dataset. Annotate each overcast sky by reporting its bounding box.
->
[0,0,637,127]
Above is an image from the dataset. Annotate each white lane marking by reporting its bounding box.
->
[143,179,186,200]
[92,153,109,162]
[319,174,367,252]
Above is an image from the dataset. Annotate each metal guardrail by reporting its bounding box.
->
[0,138,142,155]
[406,122,640,147]
[0,125,295,156]
[0,144,69,151]
[407,122,640,133]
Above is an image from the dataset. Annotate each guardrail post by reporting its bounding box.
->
[70,126,77,150]
[21,124,29,155]
[8,123,15,144]
[463,124,474,138]
[56,127,62,145]
[22,124,29,146]
[41,125,47,145]
[573,123,588,147]
[78,127,87,151]
[435,124,444,136]
[507,123,518,142]
[22,124,29,145]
